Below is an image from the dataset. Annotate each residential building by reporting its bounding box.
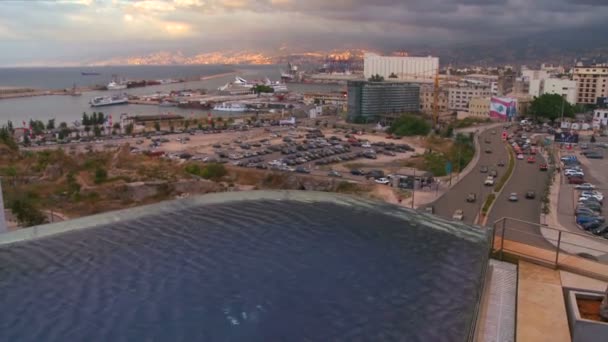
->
[303,92,347,106]
[467,97,491,118]
[593,108,608,127]
[363,53,439,82]
[572,63,608,104]
[346,81,420,122]
[512,77,529,95]
[542,78,577,104]
[448,85,492,111]
[419,85,448,114]
[497,73,515,95]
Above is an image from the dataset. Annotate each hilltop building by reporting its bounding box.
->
[572,63,608,104]
[363,53,439,82]
[346,80,420,123]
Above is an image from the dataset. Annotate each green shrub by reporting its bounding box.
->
[185,164,202,176]
[94,167,108,184]
[201,163,227,180]
[494,146,515,192]
[388,115,431,137]
[482,193,496,214]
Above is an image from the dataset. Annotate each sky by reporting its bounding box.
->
[1,0,607,66]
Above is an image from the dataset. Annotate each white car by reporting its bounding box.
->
[452,209,464,221]
[484,176,495,186]
[566,171,585,178]
[375,178,390,185]
[581,191,604,201]
[575,183,595,190]
[517,154,524,160]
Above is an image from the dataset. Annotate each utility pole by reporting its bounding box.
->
[411,169,416,209]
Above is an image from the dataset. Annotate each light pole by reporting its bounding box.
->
[411,168,416,209]
[560,88,567,125]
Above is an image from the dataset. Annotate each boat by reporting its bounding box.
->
[90,94,128,107]
[107,81,127,90]
[213,102,248,112]
[264,78,288,93]
[81,72,100,76]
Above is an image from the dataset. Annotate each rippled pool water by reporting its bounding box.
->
[0,192,489,341]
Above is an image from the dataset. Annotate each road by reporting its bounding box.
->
[431,129,508,224]
[486,146,551,248]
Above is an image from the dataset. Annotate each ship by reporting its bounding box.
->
[219,76,288,93]
[280,62,298,82]
[213,102,248,112]
[81,72,100,76]
[107,81,127,90]
[90,94,129,107]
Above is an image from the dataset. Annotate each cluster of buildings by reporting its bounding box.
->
[344,53,608,126]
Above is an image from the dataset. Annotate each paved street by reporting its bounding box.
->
[431,129,508,224]
[486,149,551,248]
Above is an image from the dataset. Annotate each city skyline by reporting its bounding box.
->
[1,0,608,66]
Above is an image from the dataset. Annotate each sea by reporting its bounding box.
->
[0,65,344,125]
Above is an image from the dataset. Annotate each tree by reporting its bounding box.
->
[183,119,190,130]
[125,123,134,135]
[93,125,102,137]
[82,112,90,126]
[0,126,18,150]
[113,123,121,131]
[46,119,55,130]
[389,72,398,79]
[253,84,274,94]
[591,135,597,143]
[388,115,431,136]
[10,198,47,227]
[84,126,91,136]
[94,167,108,184]
[154,121,161,131]
[369,74,385,82]
[529,94,574,122]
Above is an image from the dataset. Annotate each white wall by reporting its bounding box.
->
[364,53,439,81]
[543,78,577,104]
[529,79,542,97]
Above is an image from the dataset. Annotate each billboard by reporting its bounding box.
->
[597,97,608,109]
[554,132,579,143]
[490,97,517,121]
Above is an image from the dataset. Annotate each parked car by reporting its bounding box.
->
[350,169,365,176]
[466,193,477,203]
[295,166,310,174]
[508,193,518,201]
[525,191,536,199]
[580,191,604,202]
[575,183,595,190]
[375,178,390,185]
[568,177,585,185]
[576,208,600,217]
[452,209,464,221]
[586,152,604,159]
[591,225,608,236]
[580,221,603,231]
[425,206,434,214]
[577,203,603,213]
[576,215,606,225]
[328,170,342,178]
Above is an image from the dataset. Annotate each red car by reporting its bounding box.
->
[530,148,537,155]
[539,163,548,171]
[527,156,536,163]
[568,177,585,185]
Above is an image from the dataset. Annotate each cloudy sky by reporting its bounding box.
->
[0,0,607,65]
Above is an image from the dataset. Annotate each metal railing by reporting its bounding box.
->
[491,217,608,281]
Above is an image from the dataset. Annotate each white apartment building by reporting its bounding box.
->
[593,109,608,127]
[542,78,577,104]
[448,86,493,111]
[364,53,439,82]
[572,64,608,104]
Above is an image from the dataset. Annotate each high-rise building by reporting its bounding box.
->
[542,78,577,104]
[572,63,608,104]
[419,85,448,114]
[363,53,439,82]
[347,81,420,122]
[0,178,6,233]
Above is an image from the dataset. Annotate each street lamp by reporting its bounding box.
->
[560,87,568,125]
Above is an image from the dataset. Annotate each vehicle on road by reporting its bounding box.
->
[525,191,536,199]
[491,130,497,135]
[295,166,310,174]
[452,209,464,221]
[480,166,488,173]
[484,176,495,186]
[375,178,390,185]
[484,138,491,144]
[466,193,477,203]
[508,193,518,201]
[489,169,498,178]
[575,183,596,190]
[527,156,536,163]
[485,148,492,154]
[497,161,505,167]
[539,163,548,171]
[517,154,524,160]
[561,155,577,162]
[328,170,342,178]
[586,152,604,159]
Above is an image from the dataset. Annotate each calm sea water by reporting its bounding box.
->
[0,65,343,125]
[0,195,488,341]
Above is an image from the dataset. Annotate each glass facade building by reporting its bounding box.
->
[347,81,420,122]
